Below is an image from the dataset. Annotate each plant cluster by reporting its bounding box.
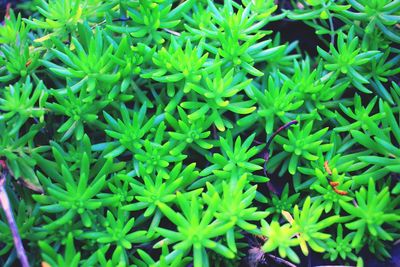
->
[0,0,399,266]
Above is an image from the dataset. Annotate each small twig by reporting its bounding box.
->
[266,181,279,195]
[0,160,30,267]
[163,28,181,36]
[5,3,11,19]
[263,120,298,170]
[321,2,335,45]
[1,3,11,25]
[212,125,218,140]
[17,178,44,194]
[261,121,298,194]
[113,17,131,22]
[265,120,299,151]
[253,139,263,145]
[327,15,335,45]
[324,160,332,175]
[89,17,131,31]
[5,3,11,18]
[265,253,297,267]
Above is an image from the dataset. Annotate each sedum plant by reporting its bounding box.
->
[100,103,157,158]
[156,192,236,267]
[0,0,399,266]
[33,144,110,229]
[273,120,333,176]
[340,178,400,249]
[203,174,268,253]
[260,220,300,263]
[165,106,214,155]
[0,77,47,133]
[317,27,381,93]
[181,66,255,132]
[142,37,211,95]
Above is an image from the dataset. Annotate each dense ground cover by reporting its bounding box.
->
[0,0,400,266]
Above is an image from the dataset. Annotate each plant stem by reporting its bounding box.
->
[328,15,335,44]
[263,120,298,170]
[266,253,297,267]
[0,163,30,267]
[266,120,299,150]
[261,120,298,194]
[321,2,335,44]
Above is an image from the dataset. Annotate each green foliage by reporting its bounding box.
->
[41,24,121,98]
[249,76,303,134]
[341,0,400,43]
[47,88,108,141]
[0,39,40,83]
[311,165,353,214]
[33,136,113,230]
[38,233,81,267]
[0,122,44,186]
[260,220,300,263]
[107,0,194,45]
[340,178,400,248]
[0,10,28,45]
[142,37,209,94]
[0,77,47,133]
[101,103,157,158]
[0,0,399,266]
[274,120,332,175]
[318,27,381,93]
[156,192,236,267]
[24,0,111,35]
[204,175,268,253]
[181,67,255,132]
[323,224,357,262]
[83,209,148,263]
[292,196,339,254]
[266,184,300,219]
[0,200,42,256]
[288,0,350,21]
[166,106,214,155]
